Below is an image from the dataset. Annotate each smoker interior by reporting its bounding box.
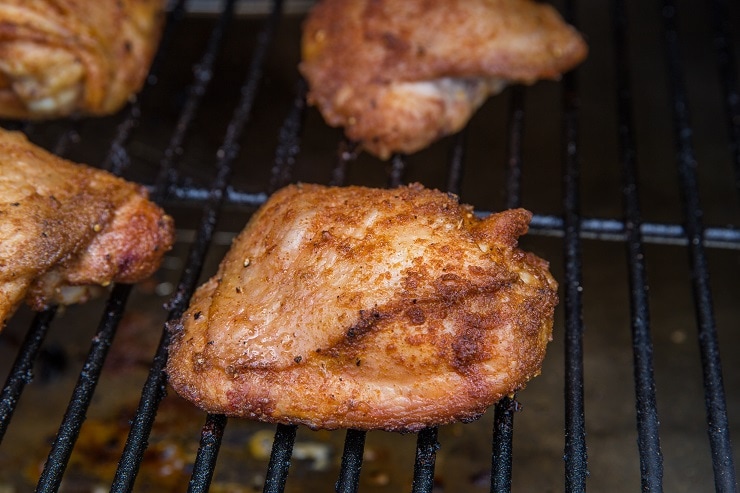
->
[0,0,739,491]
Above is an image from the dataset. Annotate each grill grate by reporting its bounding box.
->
[613,0,663,490]
[0,0,738,491]
[662,1,737,490]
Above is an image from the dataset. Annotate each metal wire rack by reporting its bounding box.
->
[0,0,738,491]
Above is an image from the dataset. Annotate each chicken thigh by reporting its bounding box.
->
[300,0,587,159]
[0,129,174,328]
[167,183,558,431]
[0,0,166,119]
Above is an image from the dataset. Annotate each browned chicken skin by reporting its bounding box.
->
[167,184,558,431]
[0,0,166,119]
[0,129,174,328]
[300,0,588,159]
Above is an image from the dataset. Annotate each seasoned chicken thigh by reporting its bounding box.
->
[0,0,166,119]
[300,0,588,159]
[0,129,174,328]
[167,184,558,431]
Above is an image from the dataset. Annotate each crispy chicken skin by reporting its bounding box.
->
[0,129,174,328]
[300,0,588,159]
[167,183,558,431]
[0,0,166,119]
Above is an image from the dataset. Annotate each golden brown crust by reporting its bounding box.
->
[0,0,166,119]
[0,129,174,327]
[299,0,588,159]
[167,183,558,431]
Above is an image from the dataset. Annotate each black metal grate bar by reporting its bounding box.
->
[410,427,440,493]
[446,129,468,195]
[0,308,56,443]
[336,429,367,493]
[111,1,285,490]
[708,0,740,203]
[102,0,187,176]
[164,184,740,249]
[263,424,297,493]
[504,86,526,212]
[561,1,588,489]
[613,0,665,490]
[661,2,738,491]
[490,397,516,493]
[528,215,740,248]
[50,126,80,156]
[188,414,228,493]
[388,154,408,188]
[269,78,309,193]
[152,0,239,204]
[109,0,239,488]
[35,284,132,492]
[110,319,173,492]
[330,139,360,186]
[490,84,527,493]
